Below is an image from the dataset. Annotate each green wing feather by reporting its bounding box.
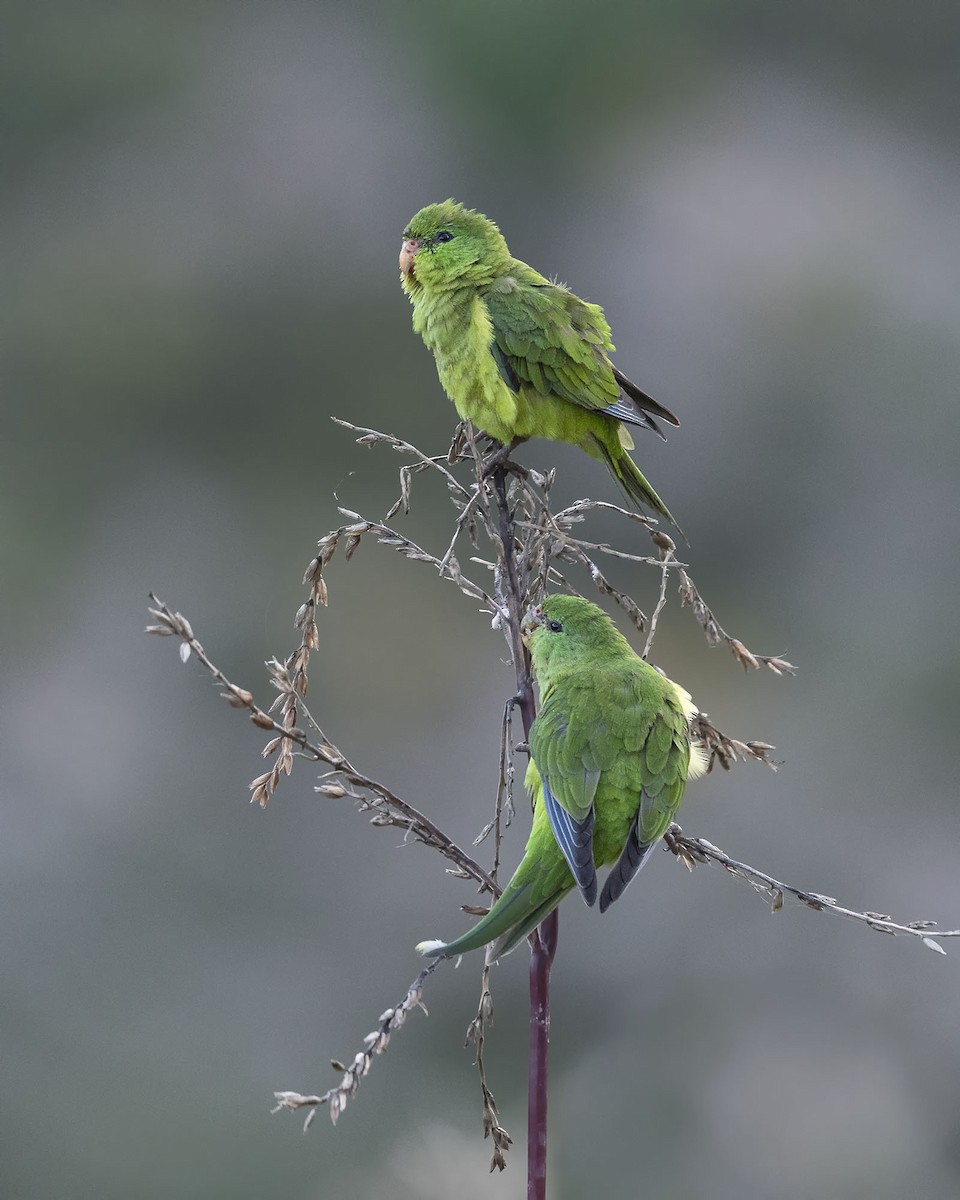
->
[530,684,608,823]
[483,273,622,415]
[530,684,604,903]
[636,705,689,845]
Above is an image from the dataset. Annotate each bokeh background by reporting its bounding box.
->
[4,3,960,1197]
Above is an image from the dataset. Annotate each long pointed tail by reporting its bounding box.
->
[417,876,573,961]
[589,434,683,538]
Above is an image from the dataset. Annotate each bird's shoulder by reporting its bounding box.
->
[533,661,668,766]
[483,259,608,336]
[481,261,617,409]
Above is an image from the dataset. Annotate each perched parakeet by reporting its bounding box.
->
[399,200,681,530]
[418,594,706,960]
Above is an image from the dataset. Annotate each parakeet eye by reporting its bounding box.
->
[548,619,563,632]
[434,230,454,243]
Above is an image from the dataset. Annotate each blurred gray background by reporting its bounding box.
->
[4,3,960,1198]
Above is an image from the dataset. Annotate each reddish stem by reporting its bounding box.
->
[527,910,559,1200]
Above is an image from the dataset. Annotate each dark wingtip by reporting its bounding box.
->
[602,397,668,440]
[542,780,598,905]
[612,366,681,429]
[599,818,656,912]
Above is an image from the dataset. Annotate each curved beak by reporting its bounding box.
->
[399,237,421,277]
[520,603,545,646]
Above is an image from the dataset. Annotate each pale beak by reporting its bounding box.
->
[520,603,545,646]
[399,237,421,277]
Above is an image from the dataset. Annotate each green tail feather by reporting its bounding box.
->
[590,435,683,538]
[421,878,572,960]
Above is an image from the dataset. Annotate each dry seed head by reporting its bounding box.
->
[765,655,797,675]
[303,556,323,585]
[317,782,348,798]
[651,530,676,556]
[678,570,696,606]
[729,638,760,671]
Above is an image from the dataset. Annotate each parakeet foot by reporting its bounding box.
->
[662,824,699,871]
[479,437,529,479]
[662,823,684,855]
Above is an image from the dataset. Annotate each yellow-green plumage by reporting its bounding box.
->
[400,200,682,531]
[417,595,706,960]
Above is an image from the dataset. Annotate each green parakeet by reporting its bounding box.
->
[400,199,682,531]
[418,594,706,960]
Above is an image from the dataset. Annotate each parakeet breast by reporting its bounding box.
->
[412,288,519,443]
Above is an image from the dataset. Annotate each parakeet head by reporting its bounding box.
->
[521,594,633,675]
[400,199,511,295]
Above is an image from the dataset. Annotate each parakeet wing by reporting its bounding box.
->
[540,777,597,905]
[485,281,620,412]
[599,704,689,912]
[485,280,676,434]
[529,684,609,906]
[636,704,688,843]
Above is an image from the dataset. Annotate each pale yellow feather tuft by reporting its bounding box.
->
[668,680,709,781]
[687,739,709,781]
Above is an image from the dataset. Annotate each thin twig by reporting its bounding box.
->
[677,566,796,674]
[473,696,518,884]
[643,541,675,660]
[690,712,780,773]
[666,828,960,953]
[146,596,498,897]
[333,417,473,502]
[272,959,442,1129]
[465,963,512,1172]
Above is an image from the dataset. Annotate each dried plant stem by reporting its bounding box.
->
[490,469,535,734]
[272,959,441,1129]
[488,465,555,1200]
[677,566,795,674]
[642,540,676,660]
[465,962,513,1171]
[473,696,518,879]
[145,595,498,899]
[666,829,960,953]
